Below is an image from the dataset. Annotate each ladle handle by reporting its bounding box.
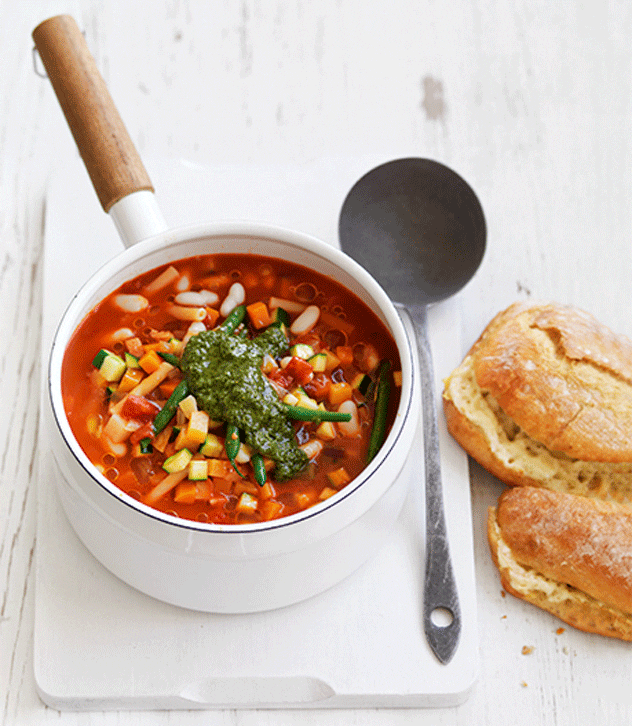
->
[405,304,461,664]
[32,15,153,213]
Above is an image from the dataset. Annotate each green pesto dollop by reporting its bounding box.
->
[181,324,308,481]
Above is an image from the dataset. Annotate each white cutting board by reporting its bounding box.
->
[35,156,478,710]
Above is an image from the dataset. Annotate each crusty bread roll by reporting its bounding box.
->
[488,487,632,640]
[443,302,632,505]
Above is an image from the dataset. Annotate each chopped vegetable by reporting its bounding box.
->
[93,349,126,382]
[153,380,190,435]
[283,404,352,423]
[163,448,193,474]
[367,361,391,463]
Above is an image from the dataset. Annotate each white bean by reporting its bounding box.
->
[199,289,219,305]
[175,273,191,292]
[220,282,246,317]
[110,327,135,342]
[114,294,148,313]
[174,291,208,306]
[336,400,361,437]
[290,304,320,335]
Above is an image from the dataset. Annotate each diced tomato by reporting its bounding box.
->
[268,368,294,390]
[304,373,331,401]
[335,345,354,365]
[130,421,155,445]
[284,356,314,385]
[121,394,160,421]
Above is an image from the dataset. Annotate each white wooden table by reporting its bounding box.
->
[3,1,632,723]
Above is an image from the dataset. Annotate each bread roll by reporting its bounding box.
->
[488,487,632,640]
[443,302,632,505]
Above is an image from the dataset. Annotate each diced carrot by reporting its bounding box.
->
[261,500,283,520]
[246,301,273,329]
[335,346,354,365]
[328,381,353,406]
[234,480,259,496]
[204,307,220,328]
[327,466,351,489]
[207,458,241,479]
[194,480,213,500]
[158,377,180,398]
[138,349,163,374]
[118,367,144,393]
[174,482,198,504]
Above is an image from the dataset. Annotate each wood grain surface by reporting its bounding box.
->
[2,1,632,724]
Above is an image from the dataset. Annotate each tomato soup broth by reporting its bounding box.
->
[62,254,401,525]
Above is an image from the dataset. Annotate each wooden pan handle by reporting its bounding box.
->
[33,15,153,212]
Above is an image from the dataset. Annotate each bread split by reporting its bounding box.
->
[489,487,632,641]
[443,302,632,505]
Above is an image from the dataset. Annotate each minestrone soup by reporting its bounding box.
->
[61,254,401,524]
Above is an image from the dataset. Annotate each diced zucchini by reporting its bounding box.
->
[352,373,372,396]
[124,352,140,368]
[290,343,315,360]
[308,352,327,372]
[163,448,193,473]
[188,459,209,481]
[93,349,126,382]
[270,306,290,326]
[199,433,223,458]
[92,349,109,368]
[139,437,153,454]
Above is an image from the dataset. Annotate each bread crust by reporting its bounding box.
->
[442,302,632,505]
[488,487,632,641]
[475,303,632,462]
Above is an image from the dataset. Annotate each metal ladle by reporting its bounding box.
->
[339,158,486,664]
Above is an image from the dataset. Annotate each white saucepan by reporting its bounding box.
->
[34,15,419,612]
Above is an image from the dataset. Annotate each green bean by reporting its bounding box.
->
[225,424,246,477]
[283,404,352,422]
[220,305,247,335]
[367,361,391,463]
[252,453,267,487]
[152,380,189,435]
[157,351,181,368]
